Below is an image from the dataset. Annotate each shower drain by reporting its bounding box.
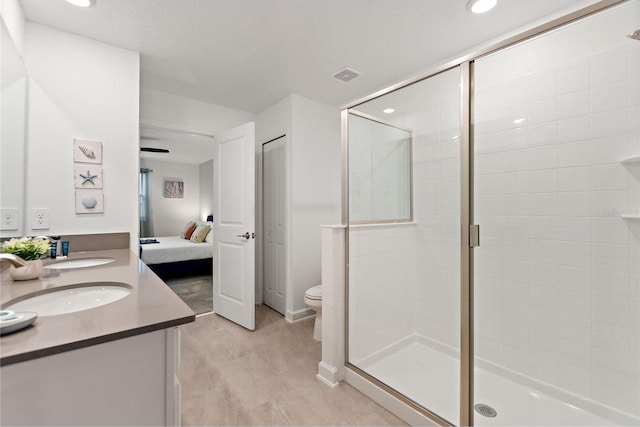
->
[474,403,497,418]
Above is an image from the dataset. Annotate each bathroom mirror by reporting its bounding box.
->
[0,18,27,238]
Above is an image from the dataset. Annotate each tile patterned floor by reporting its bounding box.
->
[179,305,408,426]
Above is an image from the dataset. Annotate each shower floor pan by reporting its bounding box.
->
[357,339,638,426]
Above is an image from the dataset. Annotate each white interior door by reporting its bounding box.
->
[212,122,255,330]
[262,137,286,314]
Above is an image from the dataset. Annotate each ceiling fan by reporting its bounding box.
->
[140,147,170,153]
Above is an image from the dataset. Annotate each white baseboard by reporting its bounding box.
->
[285,307,315,323]
[316,361,343,389]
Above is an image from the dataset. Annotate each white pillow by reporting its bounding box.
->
[190,224,211,243]
[203,221,214,242]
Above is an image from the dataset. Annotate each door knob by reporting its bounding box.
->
[237,232,250,239]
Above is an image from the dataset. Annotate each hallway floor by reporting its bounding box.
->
[179,305,407,426]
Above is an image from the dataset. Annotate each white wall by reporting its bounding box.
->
[290,95,342,311]
[0,0,25,56]
[24,23,139,249]
[199,159,213,221]
[255,94,341,317]
[139,158,201,237]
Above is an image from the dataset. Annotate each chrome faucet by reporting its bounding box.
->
[0,253,29,268]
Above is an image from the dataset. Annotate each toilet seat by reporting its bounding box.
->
[305,285,322,301]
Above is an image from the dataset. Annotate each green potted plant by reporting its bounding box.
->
[2,236,49,281]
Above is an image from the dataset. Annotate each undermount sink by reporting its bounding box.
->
[44,258,114,270]
[3,282,132,316]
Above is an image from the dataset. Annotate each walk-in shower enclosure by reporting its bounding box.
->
[342,1,640,425]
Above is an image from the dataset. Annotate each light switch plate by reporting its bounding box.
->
[31,208,50,230]
[0,208,19,230]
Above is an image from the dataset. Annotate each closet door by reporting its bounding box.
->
[262,136,286,314]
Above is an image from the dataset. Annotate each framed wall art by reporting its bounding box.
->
[73,139,103,164]
[74,165,103,189]
[164,179,184,198]
[75,189,104,214]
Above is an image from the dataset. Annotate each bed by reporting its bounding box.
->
[140,236,213,279]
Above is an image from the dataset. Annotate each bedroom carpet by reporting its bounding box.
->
[164,274,213,315]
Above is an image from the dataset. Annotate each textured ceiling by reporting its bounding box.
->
[20,0,604,113]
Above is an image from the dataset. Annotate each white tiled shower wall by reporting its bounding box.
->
[410,70,462,350]
[348,69,462,363]
[348,224,417,362]
[474,2,640,415]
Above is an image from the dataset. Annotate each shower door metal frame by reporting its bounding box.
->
[341,1,628,426]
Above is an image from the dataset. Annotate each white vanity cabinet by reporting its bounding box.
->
[1,327,181,426]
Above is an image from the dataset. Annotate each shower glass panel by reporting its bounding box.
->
[349,113,412,223]
[347,67,462,424]
[473,1,640,425]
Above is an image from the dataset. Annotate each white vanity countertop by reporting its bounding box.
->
[0,249,195,366]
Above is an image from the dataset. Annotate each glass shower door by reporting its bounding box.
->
[347,67,462,425]
[473,1,640,425]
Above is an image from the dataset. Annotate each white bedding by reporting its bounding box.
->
[140,236,213,265]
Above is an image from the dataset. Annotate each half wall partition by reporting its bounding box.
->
[343,1,639,425]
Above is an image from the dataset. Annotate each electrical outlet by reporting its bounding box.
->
[0,208,19,230]
[31,208,50,230]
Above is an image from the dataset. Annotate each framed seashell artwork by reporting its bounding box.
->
[73,139,103,164]
[75,190,104,214]
[74,165,103,188]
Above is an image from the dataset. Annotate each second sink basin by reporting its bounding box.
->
[3,282,132,316]
[45,258,114,270]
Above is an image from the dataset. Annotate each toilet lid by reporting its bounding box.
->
[305,285,322,300]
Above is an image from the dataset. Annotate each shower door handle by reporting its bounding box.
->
[237,232,251,239]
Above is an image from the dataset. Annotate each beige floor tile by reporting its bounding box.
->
[181,382,254,426]
[179,305,408,426]
[246,389,334,426]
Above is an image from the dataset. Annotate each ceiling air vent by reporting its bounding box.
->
[333,67,362,82]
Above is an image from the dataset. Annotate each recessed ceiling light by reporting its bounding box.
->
[65,0,95,7]
[383,108,395,114]
[466,0,497,14]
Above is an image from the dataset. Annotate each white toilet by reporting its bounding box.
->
[304,285,322,342]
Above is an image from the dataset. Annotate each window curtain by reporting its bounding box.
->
[139,169,154,238]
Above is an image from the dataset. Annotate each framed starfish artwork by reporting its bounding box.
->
[74,165,103,188]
